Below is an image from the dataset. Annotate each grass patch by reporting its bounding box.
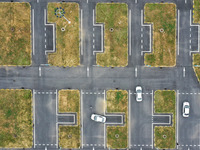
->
[193,54,200,82]
[0,89,32,148]
[144,3,176,67]
[193,0,200,23]
[154,90,176,149]
[96,3,128,67]
[0,2,31,65]
[106,90,128,149]
[58,90,80,148]
[47,3,80,67]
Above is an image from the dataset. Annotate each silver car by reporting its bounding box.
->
[183,102,190,117]
[136,86,142,102]
[91,114,106,123]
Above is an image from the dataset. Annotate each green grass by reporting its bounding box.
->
[106,90,128,149]
[193,0,200,23]
[47,3,80,67]
[154,90,176,149]
[0,3,31,65]
[144,3,176,67]
[96,3,128,67]
[0,89,32,148]
[58,90,80,148]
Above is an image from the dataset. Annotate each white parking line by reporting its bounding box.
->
[33,89,36,148]
[141,10,152,56]
[129,10,132,56]
[39,67,41,77]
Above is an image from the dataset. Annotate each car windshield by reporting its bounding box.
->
[137,90,142,93]
[184,107,189,114]
[94,116,98,121]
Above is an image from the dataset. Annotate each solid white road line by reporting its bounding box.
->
[178,10,180,56]
[87,67,89,77]
[32,9,35,56]
[185,0,187,3]
[81,9,83,55]
[135,67,137,77]
[177,90,179,149]
[104,90,106,148]
[56,89,58,148]
[183,67,185,77]
[37,0,39,3]
[129,10,132,56]
[151,90,154,149]
[56,89,58,115]
[81,90,83,148]
[39,67,41,77]
[129,90,131,148]
[33,89,36,148]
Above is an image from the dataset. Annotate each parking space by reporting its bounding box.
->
[178,93,200,147]
[130,91,153,148]
[81,90,105,148]
[34,90,57,148]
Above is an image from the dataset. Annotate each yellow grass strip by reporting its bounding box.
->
[0,2,31,66]
[193,54,200,82]
[96,3,128,67]
[48,3,80,67]
[0,89,32,148]
[58,90,80,148]
[193,0,200,23]
[144,3,176,67]
[106,90,128,149]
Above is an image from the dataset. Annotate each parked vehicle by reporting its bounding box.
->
[136,86,142,102]
[91,114,106,123]
[183,102,190,117]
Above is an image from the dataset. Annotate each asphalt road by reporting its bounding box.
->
[0,0,199,149]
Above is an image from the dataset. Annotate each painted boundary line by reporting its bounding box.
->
[177,90,179,149]
[32,9,35,56]
[128,90,131,148]
[44,9,56,55]
[81,90,83,148]
[55,89,58,148]
[33,89,36,148]
[93,9,104,55]
[189,9,200,55]
[141,10,152,56]
[129,10,131,56]
[81,9,83,55]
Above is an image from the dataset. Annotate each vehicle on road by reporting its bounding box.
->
[136,86,142,102]
[183,102,190,117]
[91,114,106,123]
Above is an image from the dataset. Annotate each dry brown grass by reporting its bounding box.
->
[96,3,128,67]
[0,89,32,148]
[193,0,200,23]
[48,3,80,67]
[0,2,31,65]
[154,90,176,149]
[58,90,80,148]
[106,90,128,149]
[193,54,200,82]
[144,3,176,67]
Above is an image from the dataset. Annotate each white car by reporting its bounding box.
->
[136,86,142,102]
[183,102,190,117]
[91,114,106,123]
